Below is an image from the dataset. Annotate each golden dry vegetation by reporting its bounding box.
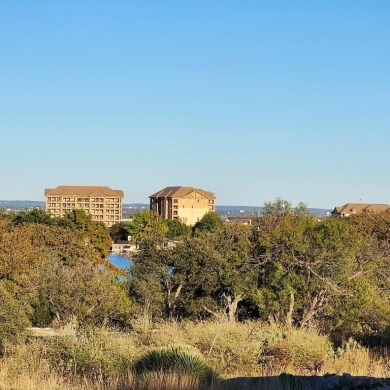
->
[0,321,388,390]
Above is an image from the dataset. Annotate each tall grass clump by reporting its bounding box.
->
[322,338,390,377]
[44,327,136,380]
[262,328,333,374]
[1,327,137,387]
[133,344,215,388]
[0,340,74,390]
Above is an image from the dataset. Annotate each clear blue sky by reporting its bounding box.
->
[1,1,389,208]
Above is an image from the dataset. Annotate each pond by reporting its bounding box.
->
[107,253,133,269]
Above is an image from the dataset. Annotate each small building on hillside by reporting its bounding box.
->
[149,186,216,226]
[225,218,252,226]
[111,240,137,253]
[331,203,390,217]
[45,185,123,227]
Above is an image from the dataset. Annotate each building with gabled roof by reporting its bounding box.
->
[149,186,216,226]
[332,203,390,217]
[44,185,123,227]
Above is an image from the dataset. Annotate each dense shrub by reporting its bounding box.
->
[0,280,30,351]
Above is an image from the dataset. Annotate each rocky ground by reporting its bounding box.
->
[300,373,390,390]
[225,373,390,389]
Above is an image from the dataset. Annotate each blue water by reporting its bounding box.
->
[107,253,132,269]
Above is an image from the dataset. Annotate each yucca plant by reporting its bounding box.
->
[133,345,215,384]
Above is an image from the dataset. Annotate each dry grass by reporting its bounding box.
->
[139,320,333,376]
[0,321,388,389]
[0,359,72,390]
[322,339,390,377]
[136,371,203,390]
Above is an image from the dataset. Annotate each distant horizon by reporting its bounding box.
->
[0,196,385,210]
[0,198,341,210]
[0,198,337,211]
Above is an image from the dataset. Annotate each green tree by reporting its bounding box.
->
[0,223,108,315]
[166,218,190,238]
[330,212,390,342]
[125,210,168,244]
[128,223,254,322]
[172,224,254,321]
[31,297,55,327]
[36,256,130,327]
[263,197,308,216]
[0,221,130,330]
[109,222,129,241]
[192,212,225,235]
[9,208,112,259]
[127,239,169,320]
[62,209,112,258]
[251,199,363,329]
[13,208,53,226]
[251,203,312,326]
[297,217,363,328]
[0,280,31,350]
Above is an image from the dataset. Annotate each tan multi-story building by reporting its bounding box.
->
[44,185,123,227]
[149,186,216,226]
[332,203,390,217]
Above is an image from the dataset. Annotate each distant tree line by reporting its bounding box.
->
[0,199,389,350]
